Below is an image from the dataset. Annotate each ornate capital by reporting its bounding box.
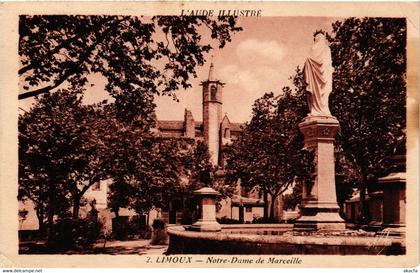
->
[299,116,339,148]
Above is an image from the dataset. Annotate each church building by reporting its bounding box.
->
[153,62,265,224]
[156,62,242,165]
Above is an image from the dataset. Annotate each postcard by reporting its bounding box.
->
[0,1,418,269]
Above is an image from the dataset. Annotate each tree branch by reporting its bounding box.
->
[19,18,124,100]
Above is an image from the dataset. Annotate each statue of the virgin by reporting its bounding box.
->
[304,32,333,117]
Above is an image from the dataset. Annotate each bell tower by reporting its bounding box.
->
[202,62,224,165]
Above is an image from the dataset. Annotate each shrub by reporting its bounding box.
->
[48,217,103,251]
[139,225,152,239]
[112,216,129,240]
[152,218,165,230]
[216,217,242,224]
[252,216,279,224]
[150,219,167,245]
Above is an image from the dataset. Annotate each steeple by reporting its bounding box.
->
[201,61,224,166]
[208,62,215,81]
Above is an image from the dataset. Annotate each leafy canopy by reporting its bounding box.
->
[19,15,242,103]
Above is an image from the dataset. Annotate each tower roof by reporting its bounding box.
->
[201,62,225,85]
[208,62,215,81]
[221,113,231,125]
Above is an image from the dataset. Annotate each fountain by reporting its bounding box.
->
[167,184,405,255]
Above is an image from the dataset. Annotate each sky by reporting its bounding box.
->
[152,17,340,123]
[19,16,341,123]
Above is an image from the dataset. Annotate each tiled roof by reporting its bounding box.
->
[157,120,242,133]
[230,123,243,132]
[157,120,184,130]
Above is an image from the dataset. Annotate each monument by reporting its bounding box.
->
[294,32,345,231]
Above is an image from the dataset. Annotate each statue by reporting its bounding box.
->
[304,32,333,117]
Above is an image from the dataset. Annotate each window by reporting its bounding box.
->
[245,207,252,213]
[210,86,217,100]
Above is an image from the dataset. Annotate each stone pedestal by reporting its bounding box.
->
[190,187,221,232]
[294,116,345,231]
[367,191,383,231]
[378,172,406,236]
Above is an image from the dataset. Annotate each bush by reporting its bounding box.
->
[48,217,103,251]
[127,216,152,239]
[252,216,279,224]
[152,218,165,230]
[216,217,242,224]
[150,219,167,245]
[138,225,152,239]
[112,216,129,240]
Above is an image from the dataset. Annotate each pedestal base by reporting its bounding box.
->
[294,213,346,231]
[294,200,345,231]
[190,220,221,232]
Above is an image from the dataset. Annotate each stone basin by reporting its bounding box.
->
[167,224,405,255]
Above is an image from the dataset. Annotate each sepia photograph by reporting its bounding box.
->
[0,1,419,269]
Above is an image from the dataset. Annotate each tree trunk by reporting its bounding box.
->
[36,207,45,238]
[72,196,81,219]
[263,190,268,221]
[359,176,369,225]
[46,185,55,246]
[46,203,54,246]
[269,194,277,222]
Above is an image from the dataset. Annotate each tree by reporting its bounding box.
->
[19,15,242,104]
[106,135,236,225]
[19,88,107,241]
[181,141,214,189]
[327,18,406,223]
[104,118,187,217]
[179,141,236,222]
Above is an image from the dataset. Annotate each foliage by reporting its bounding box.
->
[150,219,168,245]
[19,15,242,241]
[282,181,302,211]
[106,137,236,224]
[151,218,166,230]
[217,217,242,224]
[251,216,279,224]
[18,88,107,244]
[19,15,242,105]
[48,217,103,251]
[180,141,236,215]
[327,18,406,222]
[181,140,214,189]
[105,129,186,215]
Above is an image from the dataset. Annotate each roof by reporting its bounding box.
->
[157,120,184,130]
[221,114,231,125]
[231,194,264,206]
[156,120,242,136]
[230,123,243,132]
[194,121,203,129]
[208,62,215,81]
[378,172,406,184]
